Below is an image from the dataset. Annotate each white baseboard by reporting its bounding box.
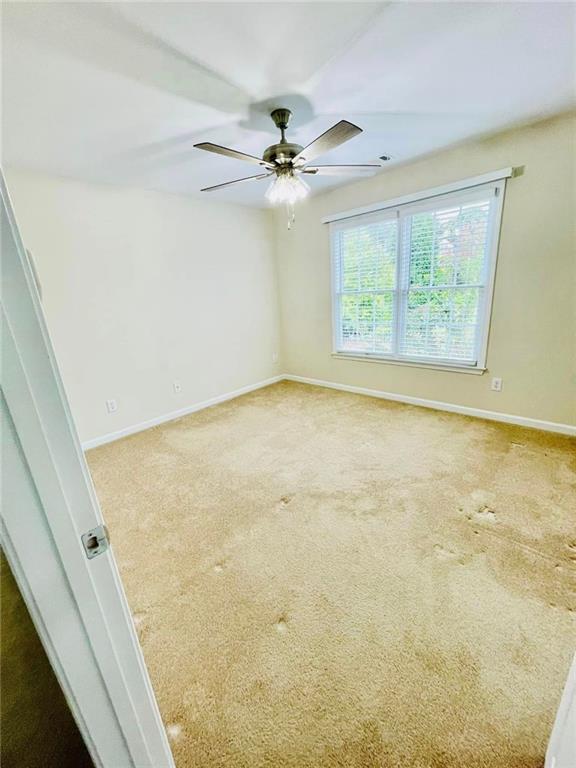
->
[81,376,283,450]
[284,374,576,436]
[82,372,575,450]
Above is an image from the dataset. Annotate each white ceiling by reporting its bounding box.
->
[2,2,575,207]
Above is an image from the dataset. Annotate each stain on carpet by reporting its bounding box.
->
[87,382,576,768]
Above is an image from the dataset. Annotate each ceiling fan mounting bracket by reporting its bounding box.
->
[270,108,292,131]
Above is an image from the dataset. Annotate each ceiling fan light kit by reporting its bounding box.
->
[265,168,310,205]
[195,107,381,228]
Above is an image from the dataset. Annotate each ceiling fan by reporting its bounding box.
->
[194,108,380,224]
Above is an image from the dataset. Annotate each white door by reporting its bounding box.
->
[1,171,175,768]
[545,653,576,768]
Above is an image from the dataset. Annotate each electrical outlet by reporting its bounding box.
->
[105,399,118,414]
[272,351,279,364]
[173,380,182,394]
[491,377,503,392]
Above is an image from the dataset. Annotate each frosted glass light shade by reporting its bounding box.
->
[266,172,310,206]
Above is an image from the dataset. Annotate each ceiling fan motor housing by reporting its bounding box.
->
[263,141,304,166]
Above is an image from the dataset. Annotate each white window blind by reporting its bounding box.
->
[333,211,398,356]
[331,181,504,369]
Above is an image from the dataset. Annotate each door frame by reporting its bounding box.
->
[1,170,175,768]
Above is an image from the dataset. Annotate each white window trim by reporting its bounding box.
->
[329,353,486,375]
[321,168,514,224]
[329,174,508,373]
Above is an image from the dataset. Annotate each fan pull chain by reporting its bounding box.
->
[286,203,296,230]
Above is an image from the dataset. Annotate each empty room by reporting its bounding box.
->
[1,2,575,768]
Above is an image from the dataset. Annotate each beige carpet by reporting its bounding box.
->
[87,382,576,768]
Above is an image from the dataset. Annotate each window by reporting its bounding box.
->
[331,181,505,370]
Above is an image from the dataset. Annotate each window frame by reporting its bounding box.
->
[330,178,506,373]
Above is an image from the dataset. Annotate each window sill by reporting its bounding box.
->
[331,352,486,375]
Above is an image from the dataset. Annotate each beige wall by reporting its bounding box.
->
[6,171,281,443]
[6,113,575,439]
[274,112,576,427]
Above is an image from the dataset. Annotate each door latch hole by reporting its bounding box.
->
[81,525,110,559]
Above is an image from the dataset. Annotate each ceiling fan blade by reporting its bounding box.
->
[4,3,251,114]
[302,164,380,176]
[293,120,362,165]
[201,172,273,192]
[195,142,274,169]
